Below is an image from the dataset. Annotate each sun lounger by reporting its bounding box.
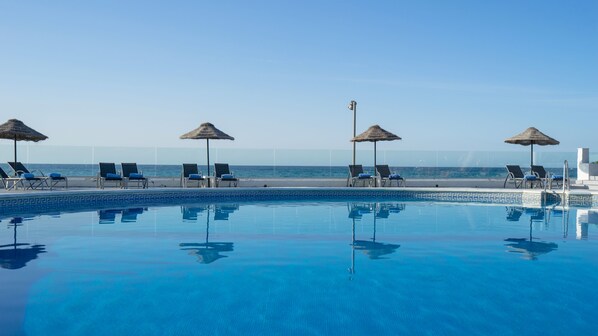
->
[348,165,374,187]
[8,161,67,190]
[181,163,206,188]
[98,162,124,189]
[532,165,564,189]
[214,163,238,187]
[504,165,541,189]
[7,162,49,190]
[121,163,148,189]
[0,166,22,190]
[375,165,405,187]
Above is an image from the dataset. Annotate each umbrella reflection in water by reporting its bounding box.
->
[348,203,402,276]
[504,207,558,260]
[0,217,46,270]
[180,205,235,264]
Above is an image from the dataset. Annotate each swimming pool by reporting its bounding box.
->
[1,200,597,335]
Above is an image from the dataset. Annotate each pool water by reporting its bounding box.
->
[1,201,597,335]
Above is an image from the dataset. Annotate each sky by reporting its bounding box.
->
[1,0,597,156]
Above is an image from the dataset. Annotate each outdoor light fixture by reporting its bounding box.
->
[348,100,357,166]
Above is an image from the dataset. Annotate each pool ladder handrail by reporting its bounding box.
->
[563,160,570,192]
[562,160,570,206]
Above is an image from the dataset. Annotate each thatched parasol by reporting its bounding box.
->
[0,119,48,167]
[180,122,234,186]
[504,127,559,173]
[351,125,401,186]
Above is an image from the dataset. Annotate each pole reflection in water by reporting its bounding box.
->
[179,204,236,264]
[348,203,402,277]
[504,207,559,260]
[0,217,46,270]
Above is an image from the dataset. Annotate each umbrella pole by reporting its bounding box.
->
[206,139,211,187]
[530,143,534,173]
[373,142,377,187]
[13,136,17,176]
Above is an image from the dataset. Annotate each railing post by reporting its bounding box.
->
[562,160,569,206]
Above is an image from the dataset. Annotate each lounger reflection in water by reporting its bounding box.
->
[121,208,146,222]
[214,204,239,220]
[98,208,146,224]
[181,206,208,221]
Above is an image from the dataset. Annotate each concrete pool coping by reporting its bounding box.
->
[0,177,557,188]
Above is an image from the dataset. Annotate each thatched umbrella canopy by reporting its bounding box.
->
[0,119,48,166]
[504,127,559,172]
[180,122,234,186]
[351,125,402,186]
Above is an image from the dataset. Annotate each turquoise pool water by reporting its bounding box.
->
[1,201,597,335]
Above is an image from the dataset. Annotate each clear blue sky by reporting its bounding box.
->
[1,0,596,154]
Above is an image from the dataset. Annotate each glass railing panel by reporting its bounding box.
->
[0,145,580,179]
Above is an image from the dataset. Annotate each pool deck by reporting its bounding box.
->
[0,176,578,188]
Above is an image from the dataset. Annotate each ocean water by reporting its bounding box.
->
[1,201,596,335]
[0,163,577,179]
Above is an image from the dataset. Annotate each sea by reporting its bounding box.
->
[0,164,577,179]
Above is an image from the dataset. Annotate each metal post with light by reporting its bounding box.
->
[348,100,357,166]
